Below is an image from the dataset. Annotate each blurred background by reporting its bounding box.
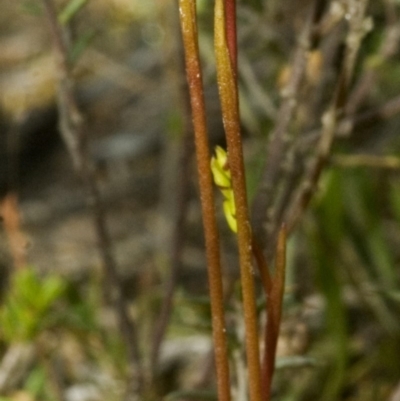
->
[0,0,400,400]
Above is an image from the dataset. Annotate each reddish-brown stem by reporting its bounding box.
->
[179,1,231,401]
[215,1,262,401]
[261,225,287,400]
[252,237,272,295]
[224,0,237,74]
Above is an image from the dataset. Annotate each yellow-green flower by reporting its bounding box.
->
[211,146,237,233]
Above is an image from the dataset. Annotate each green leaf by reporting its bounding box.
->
[58,0,89,25]
[366,228,397,289]
[69,29,96,64]
[315,170,344,243]
[37,276,65,311]
[389,181,400,222]
[0,269,66,342]
[24,366,47,398]
[308,220,348,401]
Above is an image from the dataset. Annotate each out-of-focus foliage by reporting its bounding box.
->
[58,0,89,25]
[275,167,400,400]
[0,269,65,342]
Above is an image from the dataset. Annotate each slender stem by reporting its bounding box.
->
[252,237,271,295]
[261,225,286,400]
[299,93,400,150]
[179,2,231,401]
[224,0,237,74]
[41,0,142,390]
[150,133,191,377]
[214,1,262,401]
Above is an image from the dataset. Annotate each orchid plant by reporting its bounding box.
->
[179,1,287,400]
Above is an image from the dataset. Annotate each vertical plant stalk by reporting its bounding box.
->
[179,1,231,401]
[224,0,237,73]
[214,2,262,401]
[41,0,142,389]
[261,225,286,400]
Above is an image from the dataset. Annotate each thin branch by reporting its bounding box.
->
[297,93,400,152]
[286,0,371,234]
[264,87,400,259]
[331,154,400,170]
[238,53,277,119]
[286,104,338,234]
[251,1,318,246]
[179,2,231,401]
[40,0,142,390]
[346,0,399,116]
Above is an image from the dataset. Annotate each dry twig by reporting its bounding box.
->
[251,1,318,249]
[41,0,142,390]
[287,0,371,233]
